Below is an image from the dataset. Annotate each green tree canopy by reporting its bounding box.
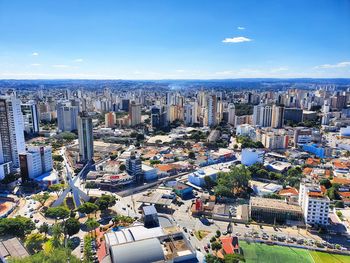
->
[8,248,80,263]
[45,206,70,220]
[214,166,251,197]
[77,202,98,216]
[0,216,35,237]
[64,218,80,237]
[95,194,116,211]
[25,233,46,253]
[49,184,65,197]
[33,192,50,207]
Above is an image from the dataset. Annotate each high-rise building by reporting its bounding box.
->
[0,96,26,178]
[227,103,236,126]
[207,95,217,127]
[126,151,143,183]
[57,103,79,132]
[253,104,272,127]
[151,106,161,128]
[77,111,94,162]
[129,102,141,126]
[184,102,196,126]
[105,112,116,128]
[21,101,40,135]
[299,181,330,226]
[19,146,53,181]
[271,105,285,128]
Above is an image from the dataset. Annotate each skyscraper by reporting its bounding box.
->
[0,96,26,179]
[129,102,141,126]
[253,104,273,127]
[57,103,79,132]
[207,94,217,127]
[271,105,285,128]
[21,101,40,135]
[227,103,236,126]
[77,111,94,162]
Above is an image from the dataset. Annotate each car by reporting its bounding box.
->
[34,219,39,223]
[122,207,126,210]
[204,246,209,252]
[30,214,34,218]
[207,243,211,249]
[190,231,194,236]
[80,247,84,252]
[196,246,201,251]
[183,227,187,232]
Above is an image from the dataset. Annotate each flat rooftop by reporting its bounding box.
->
[136,192,173,206]
[250,197,302,213]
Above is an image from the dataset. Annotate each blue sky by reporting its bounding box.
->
[0,0,349,79]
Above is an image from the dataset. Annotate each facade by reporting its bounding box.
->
[173,182,193,198]
[77,111,94,162]
[302,143,332,158]
[21,101,40,134]
[126,151,143,182]
[271,105,284,128]
[188,167,219,187]
[142,164,158,181]
[129,102,141,126]
[299,181,330,226]
[207,94,217,127]
[241,148,264,166]
[105,111,116,128]
[0,96,26,177]
[19,146,53,181]
[143,205,160,228]
[249,197,303,224]
[253,104,273,127]
[284,108,303,124]
[57,104,79,132]
[227,103,236,126]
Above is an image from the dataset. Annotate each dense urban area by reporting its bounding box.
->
[0,79,350,263]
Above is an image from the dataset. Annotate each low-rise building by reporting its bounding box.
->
[249,197,303,224]
[241,148,264,166]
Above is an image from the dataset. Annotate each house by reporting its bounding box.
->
[219,236,240,257]
[173,182,193,199]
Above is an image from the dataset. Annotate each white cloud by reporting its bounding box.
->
[222,36,252,43]
[31,52,39,56]
[270,67,289,73]
[314,61,350,69]
[237,26,245,30]
[73,58,83,63]
[175,69,185,73]
[30,63,41,66]
[52,64,69,68]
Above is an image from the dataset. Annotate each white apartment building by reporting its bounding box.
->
[299,181,330,226]
[21,101,40,134]
[227,103,236,126]
[253,104,273,127]
[241,148,264,166]
[19,146,53,180]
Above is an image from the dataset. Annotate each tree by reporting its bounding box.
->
[256,169,269,178]
[52,223,64,248]
[0,216,35,238]
[136,133,145,141]
[119,164,126,171]
[211,241,222,251]
[224,254,245,263]
[8,248,80,263]
[204,176,216,189]
[287,167,302,178]
[188,151,196,159]
[205,254,223,263]
[85,218,100,235]
[49,184,65,197]
[335,201,345,208]
[77,202,98,217]
[64,218,81,237]
[25,233,46,253]
[320,179,332,189]
[95,194,116,211]
[112,215,134,225]
[214,166,251,197]
[39,222,50,237]
[45,206,70,220]
[33,192,51,207]
[52,155,64,162]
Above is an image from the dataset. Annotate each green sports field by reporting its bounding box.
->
[240,241,350,263]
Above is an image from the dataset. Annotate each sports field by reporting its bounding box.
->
[240,241,350,263]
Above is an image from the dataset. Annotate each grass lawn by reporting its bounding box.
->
[310,251,350,263]
[194,230,210,241]
[240,241,313,263]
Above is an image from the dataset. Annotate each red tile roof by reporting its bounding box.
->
[220,236,239,255]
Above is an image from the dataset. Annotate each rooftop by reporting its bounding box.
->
[250,197,302,213]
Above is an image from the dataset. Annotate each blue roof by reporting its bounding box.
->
[143,205,157,215]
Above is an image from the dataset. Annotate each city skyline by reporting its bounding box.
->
[1,0,350,79]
